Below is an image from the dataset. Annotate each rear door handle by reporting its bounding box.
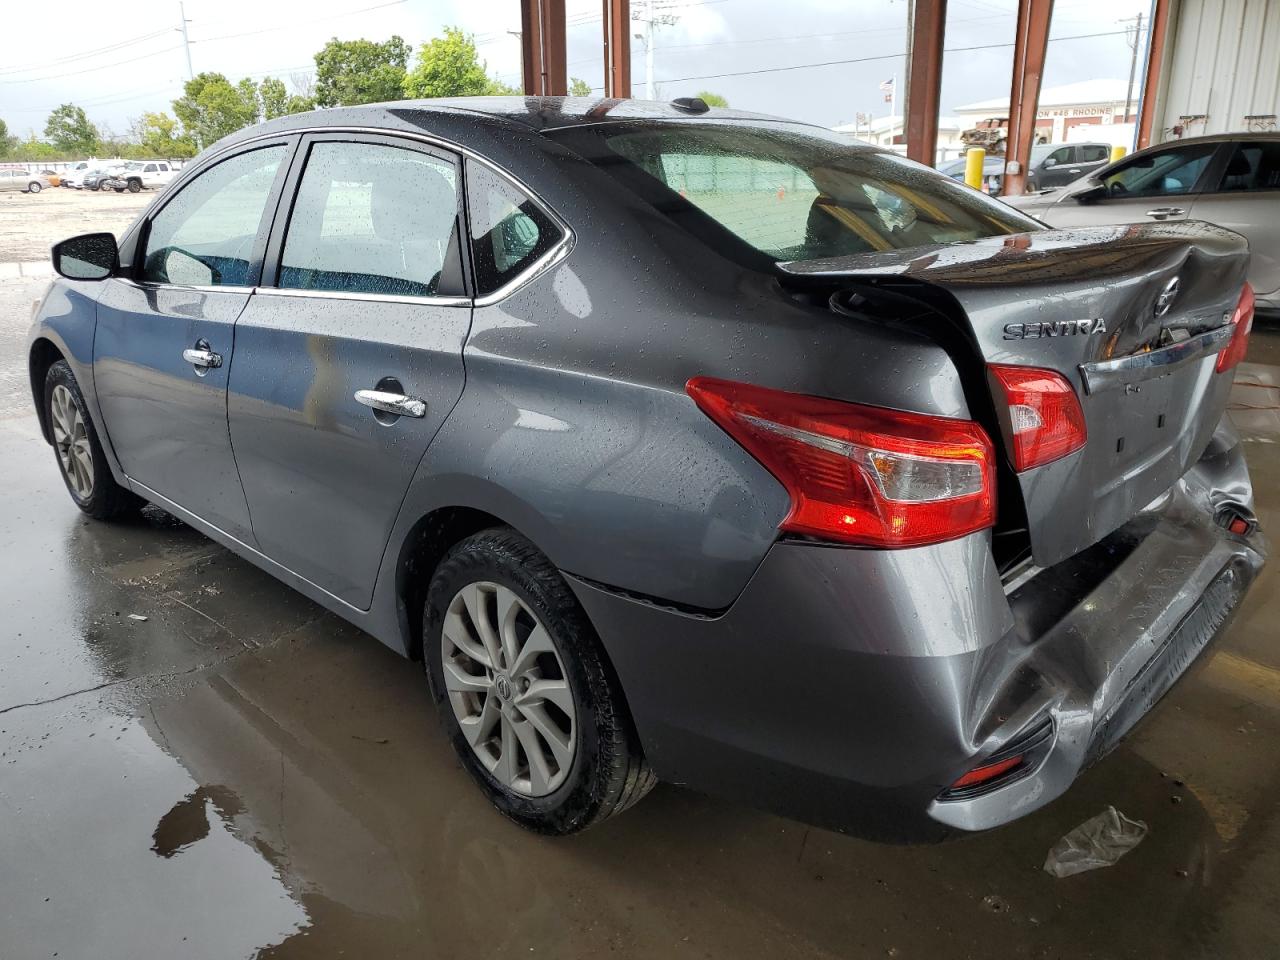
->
[1145,207,1185,219]
[182,340,222,371]
[355,389,427,419]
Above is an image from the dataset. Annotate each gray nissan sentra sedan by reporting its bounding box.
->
[27,97,1267,840]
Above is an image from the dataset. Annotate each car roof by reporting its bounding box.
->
[211,96,815,154]
[1136,130,1280,149]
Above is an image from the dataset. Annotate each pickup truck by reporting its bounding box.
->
[102,159,179,193]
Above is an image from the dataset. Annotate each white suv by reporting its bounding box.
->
[105,160,179,193]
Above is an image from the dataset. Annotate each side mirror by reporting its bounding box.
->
[52,232,118,281]
[1074,184,1107,205]
[1043,157,1057,168]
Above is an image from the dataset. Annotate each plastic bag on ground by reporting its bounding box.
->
[1043,806,1148,877]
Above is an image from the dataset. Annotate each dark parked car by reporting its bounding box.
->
[1023,141,1113,190]
[28,98,1266,840]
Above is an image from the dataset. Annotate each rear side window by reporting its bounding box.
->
[278,141,459,297]
[465,161,564,295]
[1216,141,1280,192]
[142,145,285,287]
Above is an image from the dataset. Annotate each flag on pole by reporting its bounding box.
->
[879,77,894,103]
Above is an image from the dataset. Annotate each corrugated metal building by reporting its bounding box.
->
[1153,0,1280,142]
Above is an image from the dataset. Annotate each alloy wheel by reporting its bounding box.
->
[441,581,576,797]
[50,384,93,499]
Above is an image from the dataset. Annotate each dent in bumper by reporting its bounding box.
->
[569,420,1266,840]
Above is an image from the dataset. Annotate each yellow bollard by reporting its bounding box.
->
[1110,145,1127,163]
[964,147,986,190]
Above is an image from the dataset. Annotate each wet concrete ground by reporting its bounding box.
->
[2,274,1279,959]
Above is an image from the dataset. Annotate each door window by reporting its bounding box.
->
[144,164,158,173]
[1078,144,1110,164]
[278,141,458,297]
[1215,141,1280,192]
[466,160,564,295]
[1100,142,1217,198]
[141,145,286,287]
[1041,146,1073,168]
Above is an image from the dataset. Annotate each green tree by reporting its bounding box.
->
[314,36,410,107]
[172,72,259,148]
[485,78,521,95]
[257,77,314,118]
[137,112,196,158]
[258,77,289,119]
[43,104,99,154]
[402,27,494,98]
[569,77,591,97]
[696,90,728,107]
[0,118,16,157]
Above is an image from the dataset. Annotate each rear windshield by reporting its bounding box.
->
[551,122,1039,264]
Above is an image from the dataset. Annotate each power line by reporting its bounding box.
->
[0,28,171,76]
[642,29,1131,86]
[189,0,407,46]
[0,44,185,84]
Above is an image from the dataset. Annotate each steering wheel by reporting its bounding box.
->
[1108,181,1128,197]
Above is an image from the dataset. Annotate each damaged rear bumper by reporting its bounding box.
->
[568,419,1266,841]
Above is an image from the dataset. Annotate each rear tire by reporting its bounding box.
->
[423,528,655,834]
[44,360,142,520]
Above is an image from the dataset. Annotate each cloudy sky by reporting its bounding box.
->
[0,0,1155,138]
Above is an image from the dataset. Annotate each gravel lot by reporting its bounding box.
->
[0,187,153,262]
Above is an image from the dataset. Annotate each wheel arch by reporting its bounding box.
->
[394,505,510,662]
[29,337,66,443]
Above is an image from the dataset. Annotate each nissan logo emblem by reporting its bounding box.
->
[1154,276,1180,318]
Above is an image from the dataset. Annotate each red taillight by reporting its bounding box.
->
[685,377,995,548]
[1216,283,1255,374]
[989,365,1087,471]
[950,754,1024,790]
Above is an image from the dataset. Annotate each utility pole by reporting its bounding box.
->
[177,0,194,81]
[1122,13,1144,123]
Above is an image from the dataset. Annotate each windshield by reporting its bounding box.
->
[552,122,1038,263]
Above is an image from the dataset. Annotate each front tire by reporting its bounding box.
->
[423,528,655,834]
[44,361,141,520]
[126,179,141,193]
[27,181,41,194]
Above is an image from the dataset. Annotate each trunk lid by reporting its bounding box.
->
[780,223,1250,568]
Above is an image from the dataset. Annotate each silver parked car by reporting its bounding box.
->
[27,99,1266,840]
[1006,132,1280,312]
[0,168,51,193]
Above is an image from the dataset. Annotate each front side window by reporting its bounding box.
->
[1215,141,1280,192]
[554,123,1038,263]
[142,145,285,287]
[1100,142,1217,198]
[278,141,458,297]
[466,161,564,295]
[1035,145,1072,168]
[1078,144,1110,163]
[144,164,158,173]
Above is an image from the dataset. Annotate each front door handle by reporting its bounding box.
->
[355,389,427,419]
[182,340,222,372]
[1145,207,1185,219]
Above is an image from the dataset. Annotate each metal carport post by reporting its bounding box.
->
[1002,0,1054,196]
[904,0,948,166]
[522,0,569,96]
